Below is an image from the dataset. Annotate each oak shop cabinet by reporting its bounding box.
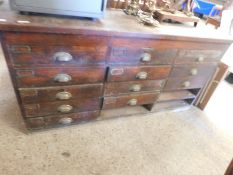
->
[0,9,232,130]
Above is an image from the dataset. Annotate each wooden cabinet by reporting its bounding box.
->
[0,10,231,130]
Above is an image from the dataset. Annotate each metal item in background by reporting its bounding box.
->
[124,0,140,16]
[138,10,160,27]
[9,0,107,18]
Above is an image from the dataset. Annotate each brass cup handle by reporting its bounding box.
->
[53,52,73,62]
[59,117,73,125]
[54,74,72,83]
[183,81,191,88]
[128,99,138,106]
[190,68,198,76]
[197,56,204,62]
[136,72,148,80]
[57,105,73,113]
[130,84,142,92]
[56,92,72,100]
[141,53,151,62]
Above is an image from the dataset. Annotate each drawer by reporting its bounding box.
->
[19,84,103,104]
[175,49,223,64]
[170,64,217,77]
[104,80,165,96]
[164,77,210,91]
[103,92,160,109]
[158,90,196,102]
[23,98,101,117]
[109,47,177,65]
[25,111,100,129]
[8,45,107,66]
[4,33,108,45]
[107,66,171,82]
[15,67,106,88]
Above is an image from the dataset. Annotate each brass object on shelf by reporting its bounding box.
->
[128,99,138,106]
[125,0,140,16]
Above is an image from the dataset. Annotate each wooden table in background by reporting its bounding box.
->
[154,10,200,27]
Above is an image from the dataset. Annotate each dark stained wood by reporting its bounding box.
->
[15,67,106,88]
[25,117,45,129]
[175,49,224,64]
[225,159,233,175]
[8,45,107,67]
[158,90,196,102]
[104,80,165,96]
[0,5,232,130]
[0,10,232,44]
[109,46,177,65]
[25,110,100,129]
[4,32,109,45]
[23,98,101,117]
[164,76,210,91]
[19,84,103,104]
[103,92,160,109]
[170,64,217,77]
[107,66,171,82]
[198,62,228,110]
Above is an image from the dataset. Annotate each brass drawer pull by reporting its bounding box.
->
[182,81,191,88]
[141,53,151,62]
[130,84,142,92]
[56,92,72,100]
[190,68,198,76]
[57,105,73,113]
[136,72,148,80]
[59,117,73,125]
[197,56,204,62]
[128,99,138,106]
[53,52,73,62]
[54,74,72,83]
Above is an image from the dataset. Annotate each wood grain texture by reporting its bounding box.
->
[15,67,106,88]
[164,76,211,91]
[8,45,107,67]
[25,110,100,129]
[0,10,232,43]
[175,49,224,64]
[0,6,232,130]
[104,80,164,96]
[23,98,102,117]
[107,66,171,82]
[170,64,217,78]
[19,84,103,104]
[103,92,160,109]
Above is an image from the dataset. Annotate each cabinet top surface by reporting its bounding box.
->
[0,3,232,43]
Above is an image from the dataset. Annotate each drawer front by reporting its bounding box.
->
[23,98,101,117]
[15,67,106,88]
[25,111,100,129]
[9,45,107,66]
[104,80,165,96]
[158,90,196,102]
[19,84,103,104]
[170,64,217,77]
[164,77,210,91]
[107,66,171,82]
[109,47,177,65]
[175,49,223,64]
[103,92,160,109]
[4,33,108,45]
